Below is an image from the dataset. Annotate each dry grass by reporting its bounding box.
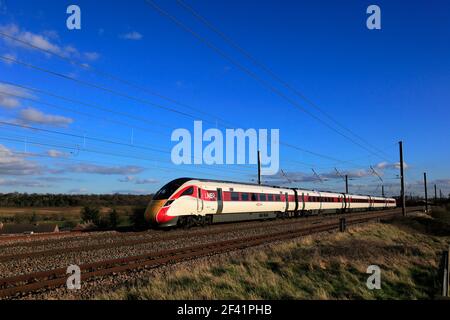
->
[98,215,450,300]
[0,206,134,227]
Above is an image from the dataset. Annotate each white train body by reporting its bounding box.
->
[145,178,397,227]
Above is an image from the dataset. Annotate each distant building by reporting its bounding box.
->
[0,223,59,235]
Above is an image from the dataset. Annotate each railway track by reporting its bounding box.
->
[0,207,420,263]
[0,208,415,299]
[0,231,83,243]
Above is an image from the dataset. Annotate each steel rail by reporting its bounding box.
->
[0,210,405,299]
[0,208,420,262]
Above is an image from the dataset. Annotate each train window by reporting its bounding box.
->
[153,178,191,200]
[181,187,194,196]
[259,194,266,201]
[275,194,281,201]
[231,192,239,201]
[251,193,257,201]
[268,194,274,201]
[241,193,249,201]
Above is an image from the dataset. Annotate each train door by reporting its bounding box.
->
[301,193,306,213]
[197,187,204,213]
[216,188,223,214]
[318,192,322,213]
[342,194,346,213]
[293,189,299,214]
[285,192,289,212]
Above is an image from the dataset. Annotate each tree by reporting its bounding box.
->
[81,206,100,225]
[30,212,38,223]
[108,208,119,228]
[129,206,147,229]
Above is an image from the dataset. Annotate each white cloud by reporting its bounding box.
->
[0,23,100,61]
[112,189,150,195]
[135,178,159,184]
[47,149,69,158]
[118,176,159,184]
[375,161,408,170]
[64,163,144,175]
[119,175,135,182]
[0,144,43,176]
[68,188,88,194]
[84,51,100,61]
[1,53,16,65]
[17,107,73,127]
[119,31,143,40]
[0,178,48,187]
[0,82,33,109]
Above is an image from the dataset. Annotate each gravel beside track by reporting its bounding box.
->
[0,207,421,299]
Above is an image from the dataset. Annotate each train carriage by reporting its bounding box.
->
[145,178,397,228]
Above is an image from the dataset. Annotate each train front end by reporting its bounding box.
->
[145,178,192,227]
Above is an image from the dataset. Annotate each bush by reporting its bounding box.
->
[129,207,147,229]
[108,208,119,228]
[30,212,38,223]
[61,220,77,230]
[81,206,100,225]
[13,213,26,224]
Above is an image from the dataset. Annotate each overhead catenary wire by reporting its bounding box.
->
[144,0,393,163]
[0,88,168,137]
[175,0,394,161]
[0,34,397,168]
[0,135,255,178]
[0,148,250,183]
[1,78,383,170]
[0,30,234,128]
[0,115,257,174]
[0,30,398,168]
[0,55,214,125]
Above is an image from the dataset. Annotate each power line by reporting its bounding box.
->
[0,38,394,167]
[0,30,234,128]
[0,133,255,177]
[0,55,212,124]
[145,0,392,162]
[175,0,394,161]
[0,148,244,181]
[0,88,168,137]
[1,79,379,170]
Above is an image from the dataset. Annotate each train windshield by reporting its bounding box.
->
[153,178,191,200]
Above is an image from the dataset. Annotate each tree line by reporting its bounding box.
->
[0,193,153,207]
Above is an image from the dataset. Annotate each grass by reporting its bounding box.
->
[98,213,450,300]
[430,204,450,225]
[0,205,135,228]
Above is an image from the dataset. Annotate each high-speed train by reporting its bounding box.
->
[145,178,397,228]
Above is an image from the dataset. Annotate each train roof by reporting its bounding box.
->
[165,178,394,199]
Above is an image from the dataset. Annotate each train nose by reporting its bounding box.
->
[145,200,166,224]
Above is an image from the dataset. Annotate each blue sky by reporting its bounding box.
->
[0,0,449,196]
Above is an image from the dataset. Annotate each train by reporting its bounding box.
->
[144,178,397,228]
